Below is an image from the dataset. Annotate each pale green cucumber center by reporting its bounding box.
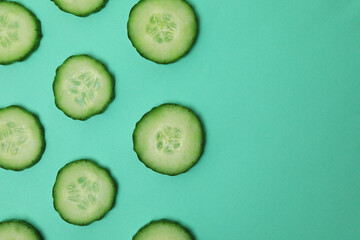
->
[156,126,182,154]
[67,71,100,107]
[0,14,20,49]
[146,13,177,43]
[66,176,100,211]
[0,121,28,156]
[62,0,76,3]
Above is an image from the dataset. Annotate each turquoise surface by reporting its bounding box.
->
[1,0,360,239]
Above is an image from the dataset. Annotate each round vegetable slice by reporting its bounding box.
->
[53,54,115,120]
[133,219,194,240]
[51,0,108,17]
[53,159,117,226]
[0,1,42,65]
[0,106,45,171]
[133,104,204,175]
[127,0,198,64]
[0,220,42,240]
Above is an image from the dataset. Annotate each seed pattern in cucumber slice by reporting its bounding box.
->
[53,159,117,226]
[0,220,42,240]
[0,106,45,171]
[133,104,204,175]
[0,1,42,65]
[128,0,198,64]
[53,54,115,120]
[133,219,194,240]
[51,0,109,17]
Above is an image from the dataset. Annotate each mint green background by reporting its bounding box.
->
[1,0,360,239]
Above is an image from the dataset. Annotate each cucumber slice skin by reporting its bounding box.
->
[52,159,117,226]
[133,104,204,176]
[0,1,42,65]
[53,54,115,121]
[51,0,109,17]
[127,0,198,64]
[133,219,194,240]
[0,105,46,171]
[0,220,42,240]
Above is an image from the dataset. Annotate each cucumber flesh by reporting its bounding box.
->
[0,1,41,65]
[0,220,42,240]
[128,0,198,64]
[53,55,114,120]
[51,0,108,17]
[53,159,117,226]
[133,219,193,240]
[0,106,45,171]
[133,104,204,175]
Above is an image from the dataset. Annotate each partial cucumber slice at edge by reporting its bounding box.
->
[133,219,195,240]
[0,1,42,65]
[0,105,46,171]
[51,0,109,17]
[127,0,198,64]
[0,219,43,240]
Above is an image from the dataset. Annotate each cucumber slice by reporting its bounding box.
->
[0,106,45,171]
[133,219,194,240]
[0,220,42,240]
[53,159,117,226]
[53,55,115,120]
[133,104,204,175]
[0,1,42,65]
[51,0,108,17]
[127,0,198,64]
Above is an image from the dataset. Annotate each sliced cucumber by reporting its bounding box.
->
[127,0,198,64]
[0,106,45,171]
[51,0,108,17]
[0,220,42,240]
[0,1,42,65]
[133,104,204,175]
[53,54,115,120]
[133,219,194,240]
[53,159,117,225]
